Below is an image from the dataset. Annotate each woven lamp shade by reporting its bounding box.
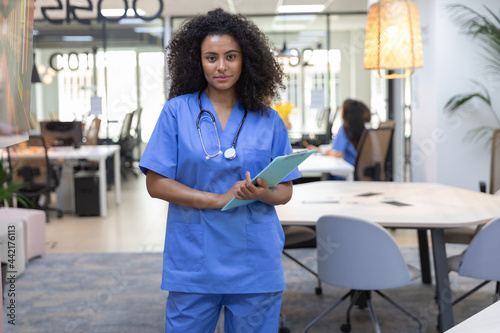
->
[364,0,423,79]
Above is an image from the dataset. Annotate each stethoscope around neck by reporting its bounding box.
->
[197,91,247,160]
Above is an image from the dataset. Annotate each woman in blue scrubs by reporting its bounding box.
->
[329,99,370,165]
[306,99,370,180]
[139,8,300,332]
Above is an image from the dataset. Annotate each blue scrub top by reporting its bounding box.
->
[139,91,301,294]
[331,126,356,166]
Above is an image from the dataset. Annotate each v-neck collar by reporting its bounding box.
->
[200,91,243,136]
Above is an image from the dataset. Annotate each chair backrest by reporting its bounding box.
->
[6,135,51,192]
[459,217,500,281]
[119,112,134,143]
[84,117,101,146]
[354,127,394,181]
[316,215,411,290]
[378,119,395,129]
[490,129,500,194]
[131,108,143,141]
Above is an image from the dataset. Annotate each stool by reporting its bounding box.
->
[0,220,26,278]
[0,208,46,262]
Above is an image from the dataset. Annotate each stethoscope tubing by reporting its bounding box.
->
[197,91,247,160]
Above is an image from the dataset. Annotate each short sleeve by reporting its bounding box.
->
[139,101,179,179]
[332,126,348,152]
[331,126,356,165]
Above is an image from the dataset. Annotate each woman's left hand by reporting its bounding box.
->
[235,171,269,201]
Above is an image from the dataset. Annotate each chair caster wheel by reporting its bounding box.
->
[340,323,351,332]
[57,211,63,218]
[279,328,290,333]
[315,287,322,295]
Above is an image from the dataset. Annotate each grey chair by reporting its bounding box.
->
[303,215,421,333]
[447,216,500,305]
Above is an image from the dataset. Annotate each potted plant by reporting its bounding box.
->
[445,4,500,145]
[0,158,32,208]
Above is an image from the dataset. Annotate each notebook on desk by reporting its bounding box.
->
[222,149,316,211]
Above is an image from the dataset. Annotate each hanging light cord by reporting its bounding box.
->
[377,0,381,78]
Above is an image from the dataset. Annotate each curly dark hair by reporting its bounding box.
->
[342,99,370,148]
[166,8,286,112]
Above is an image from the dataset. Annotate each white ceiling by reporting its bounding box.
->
[34,0,369,20]
[33,0,369,49]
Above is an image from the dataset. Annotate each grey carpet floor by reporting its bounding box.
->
[2,247,496,333]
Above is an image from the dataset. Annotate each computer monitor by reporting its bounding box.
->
[40,121,83,148]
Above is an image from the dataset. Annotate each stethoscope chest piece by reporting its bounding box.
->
[224,147,236,160]
[198,91,247,161]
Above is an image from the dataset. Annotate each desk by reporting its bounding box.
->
[276,181,500,332]
[298,154,354,181]
[49,145,120,217]
[5,145,120,217]
[445,301,500,333]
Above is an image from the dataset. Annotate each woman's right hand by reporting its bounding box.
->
[217,179,247,208]
[325,149,343,158]
[302,140,318,151]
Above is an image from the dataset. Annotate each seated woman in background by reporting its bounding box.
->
[307,99,371,166]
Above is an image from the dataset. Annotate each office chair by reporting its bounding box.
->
[73,116,103,173]
[447,216,500,305]
[354,127,394,181]
[83,116,101,146]
[444,129,500,245]
[303,215,421,333]
[282,226,322,294]
[130,107,143,162]
[6,135,63,222]
[488,129,500,196]
[279,226,322,333]
[118,111,139,179]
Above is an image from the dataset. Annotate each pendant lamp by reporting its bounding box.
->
[31,53,41,83]
[277,6,300,61]
[364,0,423,79]
[278,12,294,58]
[279,42,296,58]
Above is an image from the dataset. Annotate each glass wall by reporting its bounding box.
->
[33,12,384,146]
[32,17,165,142]
[173,13,374,147]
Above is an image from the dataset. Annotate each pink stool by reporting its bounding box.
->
[0,208,46,262]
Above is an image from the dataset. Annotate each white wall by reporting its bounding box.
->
[412,0,500,191]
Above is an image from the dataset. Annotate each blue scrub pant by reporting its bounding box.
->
[165,291,283,333]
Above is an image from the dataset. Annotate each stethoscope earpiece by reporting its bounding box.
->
[197,91,247,161]
[206,151,222,160]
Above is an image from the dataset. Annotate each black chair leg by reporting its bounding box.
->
[341,290,362,333]
[374,290,422,333]
[303,290,353,333]
[282,251,322,294]
[452,280,491,305]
